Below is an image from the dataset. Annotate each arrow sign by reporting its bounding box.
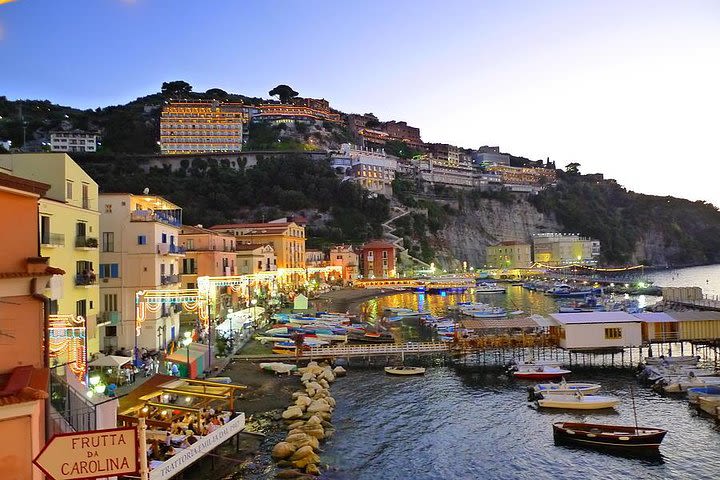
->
[33,426,138,480]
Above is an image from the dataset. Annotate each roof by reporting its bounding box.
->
[495,241,529,247]
[665,311,720,322]
[360,240,396,250]
[210,222,297,230]
[0,366,49,406]
[0,171,51,196]
[633,312,676,323]
[549,311,641,325]
[234,243,273,252]
[530,314,560,327]
[0,265,65,279]
[461,317,540,329]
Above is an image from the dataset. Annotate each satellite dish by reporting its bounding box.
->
[143,187,150,195]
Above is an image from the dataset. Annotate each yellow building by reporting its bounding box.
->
[532,233,600,266]
[0,153,101,360]
[210,222,305,269]
[486,241,532,268]
[160,100,248,154]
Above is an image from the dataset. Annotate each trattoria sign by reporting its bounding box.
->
[33,426,138,480]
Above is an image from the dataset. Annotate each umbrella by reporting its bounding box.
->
[88,355,132,368]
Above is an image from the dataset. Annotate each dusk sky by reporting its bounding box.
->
[1,0,719,207]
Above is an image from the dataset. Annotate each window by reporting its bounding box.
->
[604,327,622,340]
[66,180,73,199]
[102,232,114,252]
[105,204,112,213]
[49,300,59,315]
[82,184,89,209]
[99,264,119,278]
[161,233,167,244]
[40,216,50,244]
[137,235,147,245]
[105,326,117,337]
[76,300,87,318]
[382,251,388,259]
[103,294,118,312]
[258,260,262,269]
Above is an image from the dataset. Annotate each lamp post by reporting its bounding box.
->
[183,331,192,378]
[251,298,258,327]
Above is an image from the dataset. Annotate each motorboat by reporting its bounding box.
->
[467,308,507,319]
[659,374,720,393]
[537,392,620,410]
[697,395,720,415]
[553,422,666,453]
[513,367,572,380]
[475,282,507,294]
[531,381,602,398]
[687,385,720,404]
[383,307,430,318]
[509,359,562,372]
[546,284,603,298]
[644,355,700,366]
[384,366,426,376]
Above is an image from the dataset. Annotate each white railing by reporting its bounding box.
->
[306,342,449,357]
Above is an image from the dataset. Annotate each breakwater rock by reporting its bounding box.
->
[271,362,345,477]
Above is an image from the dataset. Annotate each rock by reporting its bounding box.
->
[333,366,347,377]
[290,445,315,461]
[276,469,304,479]
[302,426,325,440]
[320,420,333,429]
[306,415,322,427]
[292,452,321,470]
[318,379,330,389]
[306,463,321,476]
[306,381,323,392]
[282,406,304,420]
[292,391,304,399]
[307,361,319,368]
[325,396,336,408]
[286,432,310,443]
[295,435,320,450]
[300,372,316,383]
[272,442,297,460]
[324,428,335,439]
[295,395,312,408]
[277,460,294,468]
[287,429,304,438]
[321,368,336,383]
[318,411,332,421]
[307,399,331,414]
[288,420,305,430]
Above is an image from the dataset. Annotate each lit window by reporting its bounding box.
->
[604,328,622,340]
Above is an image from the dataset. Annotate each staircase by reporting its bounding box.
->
[382,205,431,269]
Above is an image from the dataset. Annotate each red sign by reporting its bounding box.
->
[33,426,138,480]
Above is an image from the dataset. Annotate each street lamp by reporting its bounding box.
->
[251,298,258,327]
[183,331,192,378]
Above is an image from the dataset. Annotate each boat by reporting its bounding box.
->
[475,282,506,294]
[508,359,562,372]
[384,366,426,376]
[552,422,667,452]
[687,385,720,404]
[658,374,720,393]
[347,331,395,344]
[547,284,603,298]
[513,367,572,380]
[697,395,720,415]
[645,355,700,366]
[537,392,620,410]
[531,381,602,398]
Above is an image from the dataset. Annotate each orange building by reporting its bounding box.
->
[358,240,397,278]
[179,225,237,289]
[329,245,359,282]
[210,222,305,269]
[0,171,63,480]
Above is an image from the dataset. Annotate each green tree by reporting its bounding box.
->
[161,81,192,97]
[565,162,581,175]
[268,85,299,104]
[205,88,228,99]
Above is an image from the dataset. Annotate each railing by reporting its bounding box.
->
[49,371,96,433]
[99,311,120,325]
[41,233,65,246]
[161,274,179,285]
[75,273,97,286]
[652,331,681,341]
[130,209,181,227]
[157,243,186,255]
[306,342,450,358]
[75,236,98,248]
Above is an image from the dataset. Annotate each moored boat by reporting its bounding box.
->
[384,366,426,376]
[531,381,602,398]
[697,395,720,415]
[687,385,720,404]
[475,282,507,294]
[537,393,620,410]
[513,367,572,380]
[552,422,667,453]
[645,355,700,366]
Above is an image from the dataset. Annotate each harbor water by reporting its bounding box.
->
[320,265,720,479]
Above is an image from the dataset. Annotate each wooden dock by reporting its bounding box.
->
[233,342,450,362]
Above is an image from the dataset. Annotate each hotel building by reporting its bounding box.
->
[50,130,99,153]
[210,222,305,269]
[532,233,601,266]
[160,100,251,154]
[359,240,397,278]
[98,194,184,352]
[330,143,398,195]
[486,241,533,268]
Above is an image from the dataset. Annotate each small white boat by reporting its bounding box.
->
[514,367,572,380]
[533,381,602,396]
[537,393,620,410]
[475,282,507,294]
[384,366,426,376]
[510,359,563,371]
[660,375,720,393]
[645,355,700,366]
[697,395,720,415]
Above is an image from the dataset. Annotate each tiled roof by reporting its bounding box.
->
[210,223,294,230]
[361,240,396,249]
[0,366,49,406]
[235,244,272,251]
[0,265,65,279]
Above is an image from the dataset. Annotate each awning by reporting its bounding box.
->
[88,355,132,368]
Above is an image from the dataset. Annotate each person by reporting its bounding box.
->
[150,440,163,461]
[170,363,179,377]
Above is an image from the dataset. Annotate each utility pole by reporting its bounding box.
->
[18,104,27,149]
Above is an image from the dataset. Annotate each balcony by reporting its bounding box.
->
[160,274,180,285]
[130,209,182,227]
[41,233,65,248]
[75,273,97,287]
[99,311,120,326]
[75,236,98,249]
[157,243,186,256]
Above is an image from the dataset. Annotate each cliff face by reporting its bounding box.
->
[432,198,561,268]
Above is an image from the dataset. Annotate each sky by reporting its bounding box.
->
[1,0,719,207]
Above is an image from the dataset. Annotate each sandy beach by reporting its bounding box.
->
[312,287,398,313]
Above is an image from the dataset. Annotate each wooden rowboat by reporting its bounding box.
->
[384,366,426,376]
[537,393,620,410]
[513,368,571,380]
[553,422,666,453]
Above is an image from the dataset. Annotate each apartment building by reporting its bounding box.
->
[0,171,56,480]
[305,249,326,267]
[359,240,396,278]
[210,222,305,269]
[98,194,184,352]
[486,241,533,268]
[329,244,359,282]
[487,164,557,187]
[256,97,342,123]
[179,225,237,289]
[0,153,101,357]
[532,233,601,266]
[330,143,398,195]
[160,100,250,154]
[50,129,99,153]
[235,244,277,274]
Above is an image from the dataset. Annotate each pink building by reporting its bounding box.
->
[179,225,237,289]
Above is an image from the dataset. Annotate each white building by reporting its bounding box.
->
[50,130,98,153]
[473,152,510,166]
[416,155,475,189]
[549,312,643,350]
[98,193,184,353]
[331,143,397,195]
[532,233,601,265]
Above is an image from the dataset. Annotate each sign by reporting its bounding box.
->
[150,413,245,480]
[33,426,138,480]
